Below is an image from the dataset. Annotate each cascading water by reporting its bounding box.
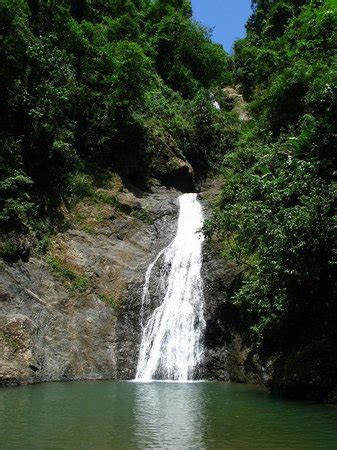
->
[135,193,205,382]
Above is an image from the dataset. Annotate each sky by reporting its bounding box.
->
[191,0,252,53]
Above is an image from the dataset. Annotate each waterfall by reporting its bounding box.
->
[135,193,205,382]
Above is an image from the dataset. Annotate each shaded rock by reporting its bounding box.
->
[201,237,270,384]
[200,181,266,384]
[143,121,195,192]
[201,235,241,381]
[166,157,195,192]
[271,337,337,403]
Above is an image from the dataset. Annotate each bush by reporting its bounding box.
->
[0,0,231,256]
[207,0,337,359]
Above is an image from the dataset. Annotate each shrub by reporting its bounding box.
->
[47,256,90,294]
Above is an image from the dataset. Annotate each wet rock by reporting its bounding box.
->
[200,181,264,383]
[115,187,180,379]
[0,184,180,385]
[0,179,263,387]
[201,235,241,381]
[201,237,268,384]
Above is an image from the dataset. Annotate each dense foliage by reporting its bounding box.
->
[206,0,336,389]
[2,0,336,399]
[0,0,235,259]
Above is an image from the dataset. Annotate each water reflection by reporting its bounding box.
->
[134,382,207,449]
[1,381,337,449]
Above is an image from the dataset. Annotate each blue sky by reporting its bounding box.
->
[191,0,252,53]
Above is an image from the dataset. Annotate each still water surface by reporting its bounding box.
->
[1,381,337,449]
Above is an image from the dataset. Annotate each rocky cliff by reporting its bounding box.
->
[0,180,180,385]
[0,177,255,386]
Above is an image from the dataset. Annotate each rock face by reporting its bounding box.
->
[0,184,181,386]
[199,185,266,384]
[0,179,259,387]
[223,86,249,122]
[115,187,179,379]
[201,241,270,384]
[0,261,117,385]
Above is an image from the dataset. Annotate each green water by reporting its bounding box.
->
[1,381,337,449]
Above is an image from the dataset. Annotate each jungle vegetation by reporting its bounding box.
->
[205,0,336,398]
[1,0,336,399]
[0,0,235,259]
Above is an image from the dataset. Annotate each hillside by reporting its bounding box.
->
[206,0,337,402]
[1,0,336,403]
[0,0,237,261]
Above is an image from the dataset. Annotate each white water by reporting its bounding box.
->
[135,193,205,382]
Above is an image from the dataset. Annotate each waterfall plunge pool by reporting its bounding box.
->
[1,381,337,449]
